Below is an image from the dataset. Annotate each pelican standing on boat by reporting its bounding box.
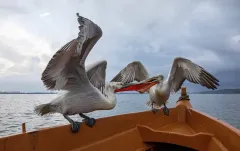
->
[34,14,149,133]
[114,57,220,116]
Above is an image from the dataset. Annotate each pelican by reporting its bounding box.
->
[114,57,220,116]
[34,14,148,133]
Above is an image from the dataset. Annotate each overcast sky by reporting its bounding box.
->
[0,0,239,92]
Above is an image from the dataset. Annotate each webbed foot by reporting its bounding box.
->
[63,115,82,133]
[71,121,81,133]
[163,104,169,116]
[79,113,96,127]
[83,118,96,127]
[151,102,159,114]
[152,108,159,114]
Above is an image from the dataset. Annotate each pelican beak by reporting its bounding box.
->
[114,77,160,93]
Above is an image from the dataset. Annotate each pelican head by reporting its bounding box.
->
[107,82,124,92]
[114,75,164,93]
[151,74,164,83]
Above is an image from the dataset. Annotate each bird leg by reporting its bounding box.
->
[79,113,96,127]
[162,103,169,116]
[151,103,159,114]
[63,115,81,133]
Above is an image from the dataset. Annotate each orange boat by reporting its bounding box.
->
[0,87,240,151]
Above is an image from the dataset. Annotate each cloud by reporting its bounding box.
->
[0,0,240,92]
[40,12,50,18]
[0,19,52,76]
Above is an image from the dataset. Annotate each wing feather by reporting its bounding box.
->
[167,57,220,92]
[86,60,107,92]
[110,61,150,84]
[41,40,78,90]
[41,15,102,90]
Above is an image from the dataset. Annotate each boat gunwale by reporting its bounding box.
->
[0,107,177,139]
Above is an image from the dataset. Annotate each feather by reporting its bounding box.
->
[167,57,220,92]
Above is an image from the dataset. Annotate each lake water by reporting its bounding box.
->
[0,93,239,137]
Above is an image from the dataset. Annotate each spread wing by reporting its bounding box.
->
[86,60,107,93]
[110,61,150,84]
[167,57,220,93]
[41,15,102,90]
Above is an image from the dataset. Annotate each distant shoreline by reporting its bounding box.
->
[1,88,240,94]
[0,92,57,94]
[191,88,240,94]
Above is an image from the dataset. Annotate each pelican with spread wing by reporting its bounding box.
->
[114,57,220,116]
[34,14,150,133]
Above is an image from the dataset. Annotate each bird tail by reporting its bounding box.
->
[34,103,57,116]
[146,100,152,107]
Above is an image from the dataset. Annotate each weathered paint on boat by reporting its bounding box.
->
[0,87,239,151]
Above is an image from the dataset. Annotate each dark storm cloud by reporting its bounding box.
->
[0,0,240,91]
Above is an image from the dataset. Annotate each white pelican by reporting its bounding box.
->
[34,14,148,133]
[114,57,220,116]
